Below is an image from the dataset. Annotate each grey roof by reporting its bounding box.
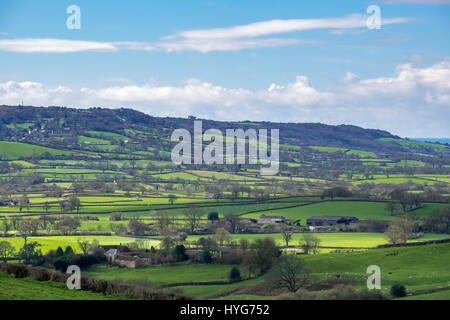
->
[105,249,118,256]
[259,215,286,219]
[307,216,358,221]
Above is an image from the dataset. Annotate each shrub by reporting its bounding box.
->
[390,284,407,298]
[203,250,213,263]
[220,250,244,264]
[29,267,51,281]
[55,247,64,257]
[280,284,386,300]
[64,246,74,256]
[208,212,219,222]
[172,245,188,262]
[228,266,241,282]
[5,263,29,278]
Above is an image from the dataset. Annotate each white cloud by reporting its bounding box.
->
[176,15,409,40]
[0,38,117,53]
[1,60,449,137]
[0,14,411,53]
[340,72,360,83]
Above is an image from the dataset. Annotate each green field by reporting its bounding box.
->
[2,235,152,254]
[85,263,240,285]
[0,272,127,300]
[303,242,450,299]
[187,232,450,248]
[242,200,447,221]
[0,141,70,160]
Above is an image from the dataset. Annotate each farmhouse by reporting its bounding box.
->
[105,249,119,262]
[306,216,359,226]
[88,244,130,256]
[257,215,286,224]
[114,254,144,268]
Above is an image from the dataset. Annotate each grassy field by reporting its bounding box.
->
[2,235,152,253]
[173,277,264,299]
[0,272,127,300]
[241,200,447,221]
[303,242,450,299]
[0,141,70,160]
[85,263,240,285]
[186,232,450,248]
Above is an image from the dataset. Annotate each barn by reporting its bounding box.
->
[306,216,359,226]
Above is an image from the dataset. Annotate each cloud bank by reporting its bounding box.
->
[0,14,411,53]
[1,60,449,137]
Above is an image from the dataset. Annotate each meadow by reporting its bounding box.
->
[2,235,153,254]
[0,141,70,160]
[302,242,450,299]
[85,263,240,285]
[0,272,128,300]
[186,232,450,248]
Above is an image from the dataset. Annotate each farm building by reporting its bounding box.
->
[105,249,119,262]
[114,254,145,268]
[257,215,286,224]
[88,244,130,256]
[306,216,359,226]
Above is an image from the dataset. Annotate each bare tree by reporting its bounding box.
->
[184,205,204,234]
[266,255,309,292]
[385,201,398,216]
[385,215,416,244]
[299,233,320,254]
[213,228,231,246]
[18,220,39,246]
[281,226,294,247]
[77,238,91,255]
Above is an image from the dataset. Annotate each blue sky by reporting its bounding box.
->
[0,0,449,137]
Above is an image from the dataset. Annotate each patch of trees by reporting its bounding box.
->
[52,246,106,271]
[53,217,81,235]
[321,186,352,200]
[423,206,450,234]
[356,218,389,233]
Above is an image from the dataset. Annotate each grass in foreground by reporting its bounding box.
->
[0,272,128,300]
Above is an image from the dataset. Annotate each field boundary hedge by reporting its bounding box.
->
[0,263,191,300]
[376,237,450,248]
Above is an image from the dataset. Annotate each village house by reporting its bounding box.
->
[114,254,145,268]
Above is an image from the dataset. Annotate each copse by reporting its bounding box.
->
[321,186,352,200]
[250,237,281,275]
[423,206,450,234]
[385,215,416,244]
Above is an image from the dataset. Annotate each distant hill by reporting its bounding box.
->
[0,105,448,156]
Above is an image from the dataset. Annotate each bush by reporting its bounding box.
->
[55,247,64,257]
[220,250,244,264]
[53,253,106,271]
[5,263,29,278]
[29,267,51,281]
[203,250,213,263]
[172,245,188,262]
[281,284,386,300]
[64,246,74,256]
[390,284,406,298]
[228,266,241,282]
